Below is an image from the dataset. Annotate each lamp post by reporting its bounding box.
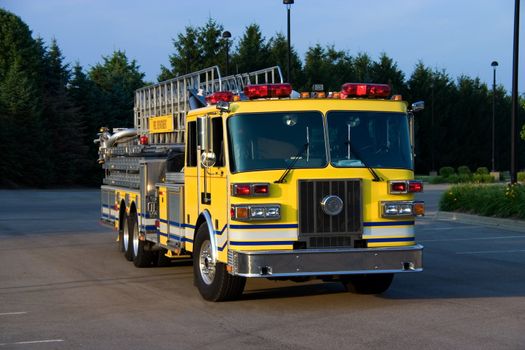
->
[283,0,294,83]
[222,31,232,76]
[491,61,498,172]
[510,0,520,184]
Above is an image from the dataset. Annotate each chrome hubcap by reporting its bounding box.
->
[123,218,129,251]
[199,240,215,285]
[132,217,139,257]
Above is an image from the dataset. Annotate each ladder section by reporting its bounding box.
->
[134,66,284,145]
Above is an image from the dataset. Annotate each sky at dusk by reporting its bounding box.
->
[2,0,524,93]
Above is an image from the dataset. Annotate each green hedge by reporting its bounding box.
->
[440,184,525,219]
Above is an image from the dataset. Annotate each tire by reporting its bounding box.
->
[130,213,155,267]
[123,212,134,261]
[342,273,394,294]
[118,214,125,253]
[193,224,246,301]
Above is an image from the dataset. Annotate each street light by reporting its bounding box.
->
[222,31,232,76]
[491,60,498,172]
[283,0,294,83]
[510,0,520,184]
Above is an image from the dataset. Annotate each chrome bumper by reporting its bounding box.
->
[228,244,423,278]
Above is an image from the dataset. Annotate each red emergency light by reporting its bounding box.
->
[244,84,292,99]
[341,83,391,98]
[206,91,234,105]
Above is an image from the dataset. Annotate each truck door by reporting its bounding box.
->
[197,115,229,260]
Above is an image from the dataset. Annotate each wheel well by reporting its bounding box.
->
[194,214,207,239]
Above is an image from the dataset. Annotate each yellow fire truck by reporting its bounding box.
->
[96,66,425,301]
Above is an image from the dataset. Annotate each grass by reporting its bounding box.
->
[439,183,525,219]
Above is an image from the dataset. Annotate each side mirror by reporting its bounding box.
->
[201,151,217,168]
[411,101,425,113]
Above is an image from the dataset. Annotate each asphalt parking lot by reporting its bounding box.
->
[0,187,524,349]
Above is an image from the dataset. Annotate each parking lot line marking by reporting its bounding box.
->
[457,249,525,255]
[420,235,525,242]
[0,312,27,316]
[0,339,64,346]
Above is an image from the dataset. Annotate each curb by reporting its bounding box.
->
[435,211,525,233]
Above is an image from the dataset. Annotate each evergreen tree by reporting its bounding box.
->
[267,32,303,86]
[231,24,270,73]
[370,53,406,95]
[41,39,89,185]
[89,50,145,128]
[0,9,49,187]
[159,25,201,80]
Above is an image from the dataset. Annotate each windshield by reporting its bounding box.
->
[327,111,412,170]
[227,112,327,173]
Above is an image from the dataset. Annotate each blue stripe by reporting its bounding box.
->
[230,224,298,230]
[367,237,415,243]
[230,240,294,246]
[140,225,157,231]
[363,221,415,227]
[102,204,110,208]
[157,231,194,243]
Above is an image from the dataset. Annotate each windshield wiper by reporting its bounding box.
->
[274,142,309,184]
[345,141,383,182]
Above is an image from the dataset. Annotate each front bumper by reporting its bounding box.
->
[228,244,423,278]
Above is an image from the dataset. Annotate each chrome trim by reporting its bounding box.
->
[229,244,423,278]
[200,210,217,263]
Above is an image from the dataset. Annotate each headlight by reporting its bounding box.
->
[380,201,423,217]
[232,204,281,221]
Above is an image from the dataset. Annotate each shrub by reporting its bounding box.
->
[440,183,525,219]
[519,172,525,182]
[439,166,455,178]
[475,167,489,175]
[457,165,472,176]
[447,174,459,183]
[429,176,446,184]
[473,174,495,183]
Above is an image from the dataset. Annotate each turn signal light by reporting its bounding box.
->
[413,201,425,216]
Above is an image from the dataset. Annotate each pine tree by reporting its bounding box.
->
[231,24,270,73]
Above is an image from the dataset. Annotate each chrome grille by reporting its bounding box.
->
[298,179,362,248]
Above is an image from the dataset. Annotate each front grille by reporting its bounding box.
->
[298,179,362,248]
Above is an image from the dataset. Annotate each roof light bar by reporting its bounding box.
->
[206,91,234,105]
[341,83,391,98]
[244,84,292,99]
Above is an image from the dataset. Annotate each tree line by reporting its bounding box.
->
[0,9,524,187]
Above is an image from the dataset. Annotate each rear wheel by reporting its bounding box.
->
[193,224,246,301]
[342,274,394,294]
[130,213,155,267]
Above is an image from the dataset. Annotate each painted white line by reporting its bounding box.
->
[420,235,525,242]
[457,249,525,255]
[0,339,64,346]
[0,312,27,316]
[418,226,481,231]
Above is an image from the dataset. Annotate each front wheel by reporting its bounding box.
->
[342,273,394,294]
[193,224,246,301]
